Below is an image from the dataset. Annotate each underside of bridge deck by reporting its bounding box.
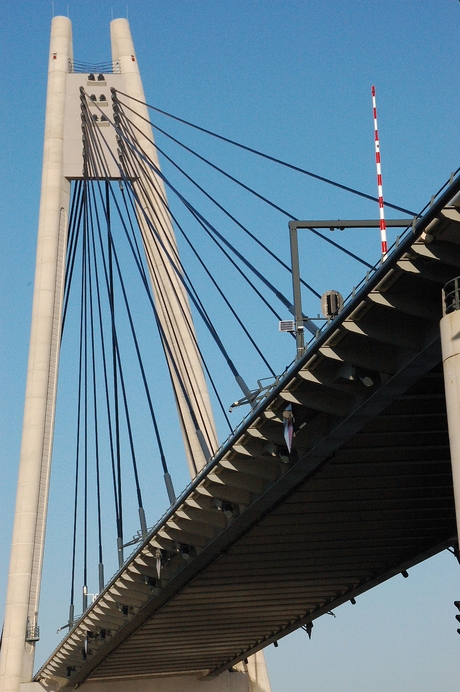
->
[37,200,460,690]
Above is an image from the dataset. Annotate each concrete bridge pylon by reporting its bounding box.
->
[0,15,271,692]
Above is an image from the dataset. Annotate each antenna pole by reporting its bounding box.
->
[372,85,388,259]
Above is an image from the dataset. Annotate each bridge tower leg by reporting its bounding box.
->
[110,18,219,477]
[0,16,73,692]
[440,280,460,543]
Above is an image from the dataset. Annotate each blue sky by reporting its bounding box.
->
[1,2,460,691]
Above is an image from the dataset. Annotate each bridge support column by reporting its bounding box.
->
[0,17,72,692]
[440,278,460,543]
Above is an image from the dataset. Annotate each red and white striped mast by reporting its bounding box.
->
[372,85,388,259]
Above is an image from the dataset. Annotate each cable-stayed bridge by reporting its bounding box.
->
[1,15,459,692]
[35,180,460,690]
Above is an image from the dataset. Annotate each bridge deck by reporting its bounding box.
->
[38,184,460,689]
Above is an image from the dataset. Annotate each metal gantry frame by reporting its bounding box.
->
[288,218,413,358]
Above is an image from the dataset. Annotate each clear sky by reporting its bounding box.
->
[1,2,460,691]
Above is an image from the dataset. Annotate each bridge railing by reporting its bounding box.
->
[68,59,121,73]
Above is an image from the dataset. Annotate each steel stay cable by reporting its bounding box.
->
[118,101,372,280]
[115,107,302,316]
[96,191,218,459]
[86,180,122,539]
[115,97,374,268]
[180,202,288,322]
[66,119,124,612]
[63,178,82,310]
[152,137,321,299]
[114,111,295,367]
[118,142,231,444]
[119,182,148,273]
[85,105,227,445]
[114,89,416,216]
[166,204,278,377]
[82,109,125,552]
[63,180,85,332]
[99,184,173,478]
[162,204,278,377]
[79,115,124,584]
[68,222,86,622]
[90,90,268,382]
[110,119,252,396]
[116,101,320,299]
[116,131,209,354]
[85,92,302,464]
[112,317,147,532]
[117,121,218,333]
[82,179,89,610]
[120,143,245,383]
[83,121,186,482]
[103,183,214,458]
[84,95,260,434]
[87,191,107,587]
[106,178,124,564]
[115,99,313,322]
[66,107,145,602]
[84,135,159,516]
[120,183,233,430]
[84,104,174,517]
[67,171,90,620]
[84,120,220,453]
[118,174,233,430]
[83,122,125,537]
[112,115,330,366]
[117,113,277,377]
[119,129,313,336]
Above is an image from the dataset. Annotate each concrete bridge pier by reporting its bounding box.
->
[440,277,460,544]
